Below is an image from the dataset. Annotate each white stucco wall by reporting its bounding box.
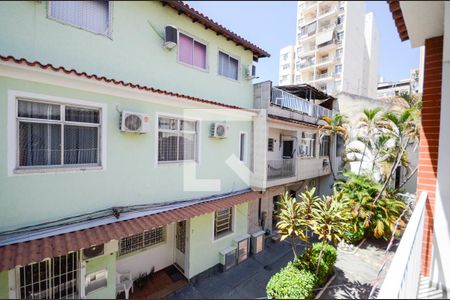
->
[116,223,175,279]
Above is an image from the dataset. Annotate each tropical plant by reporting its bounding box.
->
[356,107,383,175]
[297,187,320,244]
[319,113,349,180]
[275,191,306,258]
[294,243,337,287]
[310,194,350,274]
[266,263,316,299]
[335,172,407,240]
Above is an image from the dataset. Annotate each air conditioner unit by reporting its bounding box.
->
[164,25,178,49]
[210,122,229,139]
[82,244,105,260]
[219,246,237,272]
[233,233,250,264]
[251,230,265,255]
[245,64,257,80]
[120,111,150,133]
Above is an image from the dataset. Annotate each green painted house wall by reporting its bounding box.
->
[188,202,249,278]
[0,76,253,230]
[85,254,117,299]
[0,1,255,108]
[0,271,8,299]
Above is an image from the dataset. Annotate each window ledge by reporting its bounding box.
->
[213,231,234,243]
[13,165,104,175]
[156,161,199,168]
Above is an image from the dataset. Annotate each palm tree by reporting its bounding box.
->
[356,108,383,175]
[319,113,349,180]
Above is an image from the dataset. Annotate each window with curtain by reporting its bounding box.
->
[17,99,101,168]
[218,51,239,80]
[49,1,110,36]
[179,33,207,69]
[299,132,316,158]
[158,116,197,162]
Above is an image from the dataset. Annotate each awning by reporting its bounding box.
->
[0,191,258,272]
[316,30,334,45]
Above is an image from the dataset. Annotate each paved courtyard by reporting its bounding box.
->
[167,238,393,299]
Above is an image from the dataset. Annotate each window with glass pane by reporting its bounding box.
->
[158,117,197,162]
[49,1,110,35]
[214,207,233,239]
[218,51,239,80]
[17,99,101,168]
[320,135,331,157]
[179,33,207,69]
[300,132,316,158]
[335,64,342,74]
[119,227,165,256]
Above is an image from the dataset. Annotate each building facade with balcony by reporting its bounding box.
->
[378,1,449,298]
[0,1,270,299]
[279,1,379,99]
[249,81,336,234]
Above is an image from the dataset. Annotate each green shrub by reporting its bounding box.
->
[294,243,337,286]
[266,262,316,299]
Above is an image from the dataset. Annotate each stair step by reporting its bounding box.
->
[418,290,443,299]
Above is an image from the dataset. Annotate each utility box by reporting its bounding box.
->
[233,233,251,264]
[251,230,265,254]
[219,245,237,272]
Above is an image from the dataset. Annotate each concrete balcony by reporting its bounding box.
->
[315,72,335,82]
[267,159,296,180]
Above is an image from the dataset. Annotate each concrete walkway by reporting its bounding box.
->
[318,239,395,299]
[169,238,302,299]
[168,238,393,299]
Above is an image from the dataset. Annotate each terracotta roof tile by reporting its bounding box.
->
[0,191,257,271]
[387,1,409,41]
[0,55,248,111]
[161,1,270,60]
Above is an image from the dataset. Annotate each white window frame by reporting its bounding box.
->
[212,206,236,242]
[239,131,248,164]
[299,132,317,158]
[47,1,113,38]
[319,135,331,157]
[117,226,166,257]
[155,112,200,166]
[217,49,240,81]
[8,90,107,176]
[177,31,209,72]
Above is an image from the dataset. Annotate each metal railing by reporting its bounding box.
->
[377,192,428,299]
[267,159,295,180]
[271,87,333,118]
[316,56,335,64]
[316,72,334,80]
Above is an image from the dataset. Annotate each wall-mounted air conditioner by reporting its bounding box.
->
[120,111,151,133]
[245,64,257,80]
[210,122,229,139]
[219,246,237,272]
[164,25,178,49]
[82,244,105,260]
[251,230,265,255]
[233,233,250,263]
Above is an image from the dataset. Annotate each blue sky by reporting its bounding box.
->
[186,1,420,84]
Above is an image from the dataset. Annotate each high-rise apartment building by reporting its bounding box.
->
[279,1,379,98]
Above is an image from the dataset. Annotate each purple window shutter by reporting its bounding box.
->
[193,41,207,69]
[179,33,193,65]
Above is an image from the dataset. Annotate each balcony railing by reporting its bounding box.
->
[316,72,334,80]
[267,159,295,180]
[318,24,335,33]
[316,56,335,64]
[377,192,428,299]
[271,87,333,118]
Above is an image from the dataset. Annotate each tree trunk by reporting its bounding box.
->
[397,167,418,190]
[291,235,298,258]
[373,138,410,204]
[328,153,337,181]
[358,143,367,175]
[316,241,326,275]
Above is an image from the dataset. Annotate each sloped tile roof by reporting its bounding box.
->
[161,1,270,60]
[0,191,258,271]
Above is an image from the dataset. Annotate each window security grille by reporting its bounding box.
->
[300,132,317,157]
[118,226,165,256]
[214,208,233,239]
[158,117,197,162]
[17,99,100,168]
[18,252,80,299]
[320,135,331,157]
